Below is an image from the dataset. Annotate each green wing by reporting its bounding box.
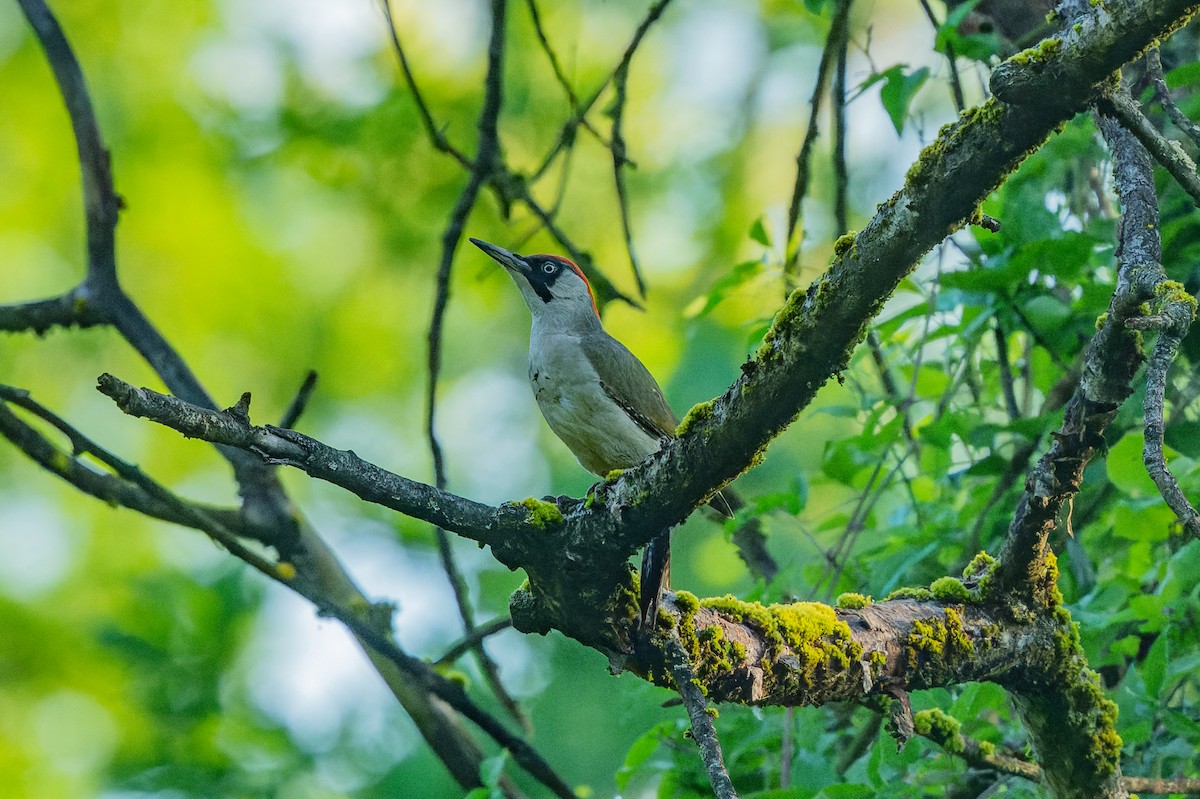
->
[580,331,678,441]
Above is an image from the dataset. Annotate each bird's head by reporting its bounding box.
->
[471,238,600,327]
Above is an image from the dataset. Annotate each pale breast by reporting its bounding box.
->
[528,334,663,475]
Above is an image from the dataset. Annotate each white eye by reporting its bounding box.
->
[542,262,557,274]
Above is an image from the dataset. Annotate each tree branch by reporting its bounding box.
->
[1099,87,1200,207]
[664,637,739,799]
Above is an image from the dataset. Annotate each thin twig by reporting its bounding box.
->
[918,710,1200,794]
[435,617,514,666]
[0,385,243,534]
[783,0,853,284]
[610,63,647,298]
[832,0,851,236]
[663,637,740,799]
[528,0,673,184]
[993,318,1021,421]
[0,386,283,579]
[606,0,673,298]
[916,0,965,112]
[1134,311,1200,539]
[16,0,120,283]
[2,385,567,798]
[0,291,107,334]
[1100,88,1200,207]
[1147,48,1200,148]
[279,370,319,429]
[523,0,605,144]
[420,0,529,732]
[377,1,472,168]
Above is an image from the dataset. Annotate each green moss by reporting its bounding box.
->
[772,603,844,648]
[961,551,999,599]
[756,287,808,359]
[833,231,858,259]
[698,596,862,696]
[701,595,775,638]
[675,590,700,615]
[676,400,715,437]
[913,708,965,754]
[930,576,971,603]
[1155,280,1198,317]
[443,669,471,689]
[978,740,996,757]
[1095,312,1109,331]
[1030,550,1064,610]
[962,551,996,577]
[836,592,872,609]
[905,608,975,682]
[1010,36,1062,67]
[694,624,738,680]
[885,586,934,601]
[516,497,564,528]
[1039,607,1124,776]
[705,707,719,718]
[604,469,625,483]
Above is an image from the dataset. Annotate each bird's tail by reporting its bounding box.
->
[638,530,671,631]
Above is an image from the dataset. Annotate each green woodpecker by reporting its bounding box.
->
[471,238,735,627]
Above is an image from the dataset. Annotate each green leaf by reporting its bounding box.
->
[693,259,764,318]
[1165,59,1200,89]
[1006,233,1098,280]
[480,751,509,789]
[1165,420,1200,457]
[616,721,672,791]
[860,65,929,135]
[1113,502,1174,543]
[749,215,772,247]
[816,783,875,798]
[1106,434,1160,498]
[934,0,1001,63]
[1021,294,1072,334]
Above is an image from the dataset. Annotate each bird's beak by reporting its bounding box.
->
[469,238,529,275]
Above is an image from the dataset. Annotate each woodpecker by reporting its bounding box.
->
[471,237,732,628]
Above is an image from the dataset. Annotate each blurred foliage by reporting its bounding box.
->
[1,1,1199,798]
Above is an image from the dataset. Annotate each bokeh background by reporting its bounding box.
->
[4,1,1198,798]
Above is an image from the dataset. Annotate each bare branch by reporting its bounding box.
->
[663,637,739,799]
[916,707,1200,794]
[96,373,510,545]
[16,0,120,284]
[1136,307,1200,539]
[917,0,966,112]
[418,0,531,732]
[607,0,673,298]
[1099,87,1200,207]
[0,384,242,534]
[278,370,319,429]
[523,0,605,144]
[0,289,107,334]
[783,0,853,281]
[435,617,515,666]
[1147,47,1200,148]
[377,1,472,168]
